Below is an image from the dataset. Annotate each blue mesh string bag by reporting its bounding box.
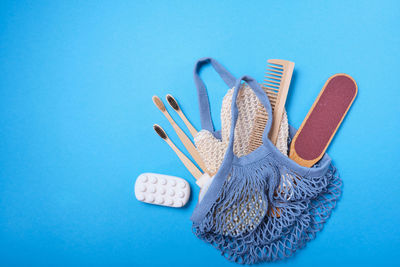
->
[191,58,342,264]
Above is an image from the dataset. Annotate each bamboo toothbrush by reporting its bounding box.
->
[166,94,198,138]
[248,59,295,152]
[152,96,208,173]
[153,124,202,180]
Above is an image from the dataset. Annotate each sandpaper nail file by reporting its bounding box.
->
[289,74,358,167]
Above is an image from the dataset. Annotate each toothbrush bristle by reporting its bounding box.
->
[152,96,166,112]
[166,94,179,111]
[153,124,167,139]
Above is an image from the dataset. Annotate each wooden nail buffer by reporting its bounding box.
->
[289,74,358,167]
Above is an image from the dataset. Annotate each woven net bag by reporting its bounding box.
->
[191,59,342,264]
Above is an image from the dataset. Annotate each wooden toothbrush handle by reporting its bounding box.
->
[178,110,198,138]
[166,139,203,180]
[163,111,208,173]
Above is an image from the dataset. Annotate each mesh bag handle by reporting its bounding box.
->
[194,57,236,132]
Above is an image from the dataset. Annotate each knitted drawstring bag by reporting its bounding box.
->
[191,58,342,264]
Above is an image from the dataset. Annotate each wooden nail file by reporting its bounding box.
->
[289,74,358,167]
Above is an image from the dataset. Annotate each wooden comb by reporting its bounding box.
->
[248,59,294,152]
[289,74,358,167]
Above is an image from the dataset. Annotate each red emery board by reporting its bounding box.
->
[289,74,358,167]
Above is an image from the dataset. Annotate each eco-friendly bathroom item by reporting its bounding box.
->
[153,124,202,180]
[152,96,208,173]
[289,74,357,167]
[166,94,198,138]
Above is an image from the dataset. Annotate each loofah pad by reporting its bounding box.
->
[195,85,289,175]
[195,130,226,175]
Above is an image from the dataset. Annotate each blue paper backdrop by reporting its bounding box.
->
[1,0,399,266]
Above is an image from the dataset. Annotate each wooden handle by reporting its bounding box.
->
[162,110,208,173]
[165,139,203,179]
[177,110,198,138]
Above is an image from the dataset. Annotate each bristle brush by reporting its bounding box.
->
[166,94,198,138]
[153,124,202,180]
[152,96,208,173]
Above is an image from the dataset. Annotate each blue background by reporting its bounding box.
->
[1,0,399,266]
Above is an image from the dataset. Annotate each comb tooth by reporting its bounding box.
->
[267,64,284,71]
[266,89,277,94]
[264,79,280,86]
[266,89,277,95]
[264,80,280,86]
[267,68,284,74]
[264,84,280,90]
[265,86,278,91]
[264,79,281,85]
[255,117,268,123]
[265,75,282,82]
[264,83,280,90]
[265,66,284,75]
[266,90,278,95]
[266,73,282,79]
[267,96,277,103]
[253,123,266,127]
[266,68,283,74]
[265,74,282,79]
[265,80,281,86]
[266,93,278,105]
[264,86,279,93]
[266,73,283,79]
[265,92,278,99]
[256,113,268,119]
[253,123,266,129]
[265,69,283,76]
